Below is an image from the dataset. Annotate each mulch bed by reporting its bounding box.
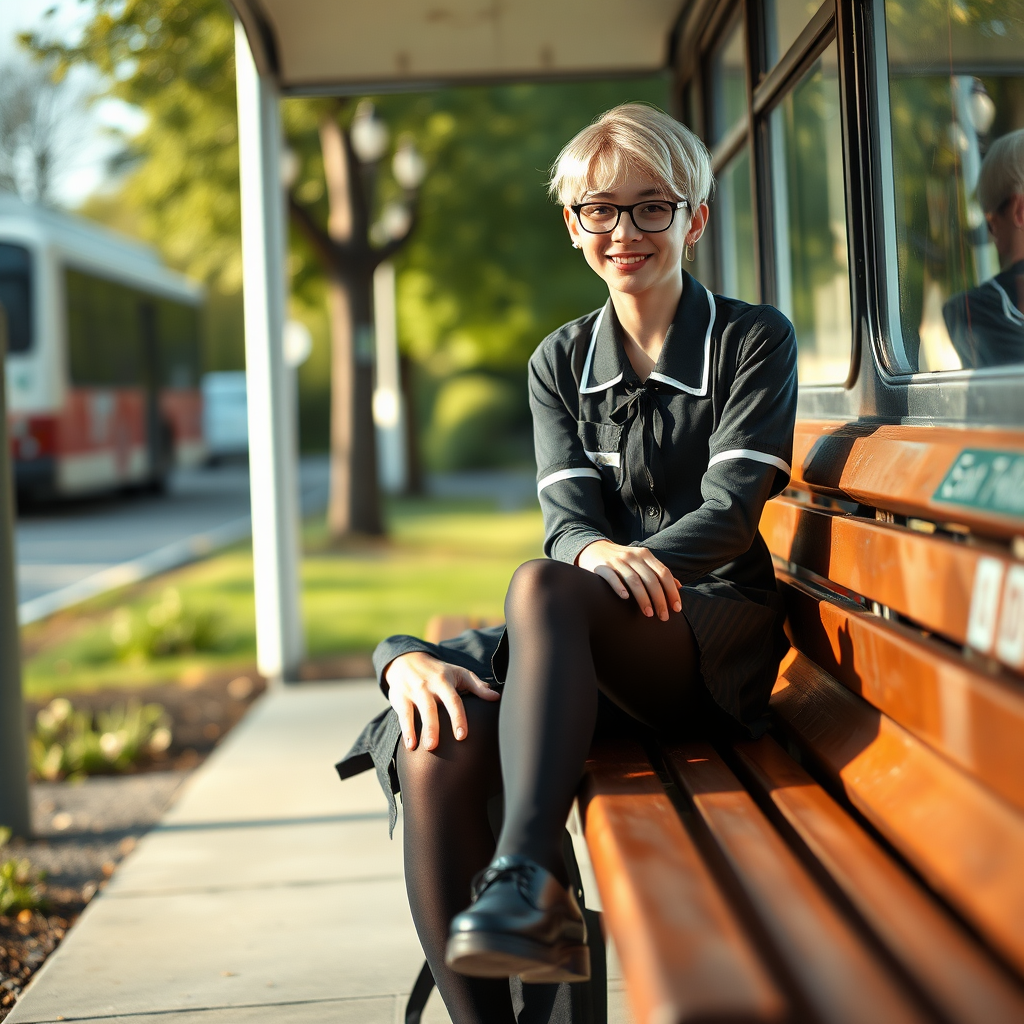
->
[0,895,81,1017]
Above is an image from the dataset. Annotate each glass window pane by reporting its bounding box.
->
[885,0,1024,373]
[715,147,758,303]
[771,42,852,384]
[764,0,823,68]
[0,243,33,354]
[709,16,748,144]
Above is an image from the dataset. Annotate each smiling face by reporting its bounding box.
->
[563,178,709,300]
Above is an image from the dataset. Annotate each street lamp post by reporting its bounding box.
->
[288,101,425,538]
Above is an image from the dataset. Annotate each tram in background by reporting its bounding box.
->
[0,194,204,500]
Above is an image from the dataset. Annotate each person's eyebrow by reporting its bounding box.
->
[584,187,667,200]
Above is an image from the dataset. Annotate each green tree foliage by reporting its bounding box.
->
[30,0,242,291]
[31,1,669,460]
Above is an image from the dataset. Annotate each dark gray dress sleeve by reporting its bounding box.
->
[642,308,798,581]
[529,348,616,566]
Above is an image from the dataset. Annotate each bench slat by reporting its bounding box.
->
[772,650,1024,976]
[734,735,1024,1023]
[790,421,1024,538]
[579,739,785,1024]
[777,572,1024,813]
[664,742,927,1024]
[424,614,504,644]
[761,496,990,648]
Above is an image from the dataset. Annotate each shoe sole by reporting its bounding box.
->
[446,932,590,984]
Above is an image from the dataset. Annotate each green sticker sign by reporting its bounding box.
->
[934,449,1024,517]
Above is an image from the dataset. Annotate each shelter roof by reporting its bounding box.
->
[228,0,686,94]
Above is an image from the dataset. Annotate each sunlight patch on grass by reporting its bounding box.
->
[21,497,543,698]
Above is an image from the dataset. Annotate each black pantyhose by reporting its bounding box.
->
[396,558,700,1024]
[495,559,700,882]
[397,697,513,1023]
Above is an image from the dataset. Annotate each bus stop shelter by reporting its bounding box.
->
[0,0,689,834]
[223,0,688,686]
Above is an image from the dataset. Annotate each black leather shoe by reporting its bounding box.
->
[445,855,590,983]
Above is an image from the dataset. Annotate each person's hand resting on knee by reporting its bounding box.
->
[385,652,500,752]
[577,540,682,622]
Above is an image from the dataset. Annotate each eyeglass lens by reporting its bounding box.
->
[578,202,678,234]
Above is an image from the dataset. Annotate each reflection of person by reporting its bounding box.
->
[337,104,797,1023]
[943,128,1024,368]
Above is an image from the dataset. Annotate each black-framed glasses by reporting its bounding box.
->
[571,199,689,234]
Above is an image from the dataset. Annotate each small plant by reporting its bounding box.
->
[110,588,223,663]
[0,828,46,916]
[30,698,172,781]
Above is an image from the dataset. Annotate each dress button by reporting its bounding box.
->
[646,506,659,518]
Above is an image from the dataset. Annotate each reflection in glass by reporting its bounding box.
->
[885,0,1024,372]
[709,17,748,144]
[715,148,758,304]
[764,0,822,67]
[771,43,852,384]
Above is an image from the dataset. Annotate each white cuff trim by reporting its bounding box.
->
[537,467,602,494]
[707,448,792,475]
[584,450,621,468]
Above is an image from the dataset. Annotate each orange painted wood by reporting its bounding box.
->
[734,736,1024,1023]
[424,615,502,644]
[771,650,1024,976]
[759,496,992,646]
[791,420,1024,537]
[579,739,785,1024]
[777,573,1024,813]
[664,743,926,1024]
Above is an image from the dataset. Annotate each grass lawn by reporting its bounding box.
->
[21,496,543,699]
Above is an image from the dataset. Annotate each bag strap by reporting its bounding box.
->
[404,958,435,1023]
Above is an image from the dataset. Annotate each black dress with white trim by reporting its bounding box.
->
[337,272,798,827]
[942,258,1024,369]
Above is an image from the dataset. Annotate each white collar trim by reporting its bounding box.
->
[989,279,1024,326]
[579,306,622,394]
[578,287,716,396]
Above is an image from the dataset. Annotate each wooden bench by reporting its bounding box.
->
[424,423,1024,1023]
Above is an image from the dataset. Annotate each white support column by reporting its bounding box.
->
[234,22,305,682]
[372,261,408,494]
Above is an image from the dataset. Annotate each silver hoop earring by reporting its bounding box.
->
[684,243,695,262]
[572,241,581,249]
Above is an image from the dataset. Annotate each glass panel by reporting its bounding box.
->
[771,42,852,384]
[885,0,1024,373]
[764,0,823,68]
[709,15,748,144]
[715,147,758,303]
[0,243,33,354]
[158,300,201,388]
[66,269,144,387]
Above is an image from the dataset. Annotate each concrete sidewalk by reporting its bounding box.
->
[8,681,449,1024]
[10,680,628,1024]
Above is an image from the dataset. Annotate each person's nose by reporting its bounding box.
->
[611,209,644,244]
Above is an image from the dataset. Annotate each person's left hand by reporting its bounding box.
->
[576,539,682,620]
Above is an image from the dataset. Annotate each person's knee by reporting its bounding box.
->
[504,558,578,622]
[396,696,500,800]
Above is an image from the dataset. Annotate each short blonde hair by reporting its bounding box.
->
[978,128,1024,213]
[549,103,714,208]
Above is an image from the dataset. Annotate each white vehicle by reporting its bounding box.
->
[0,194,205,498]
[202,371,248,461]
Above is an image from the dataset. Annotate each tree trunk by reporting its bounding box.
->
[326,270,383,536]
